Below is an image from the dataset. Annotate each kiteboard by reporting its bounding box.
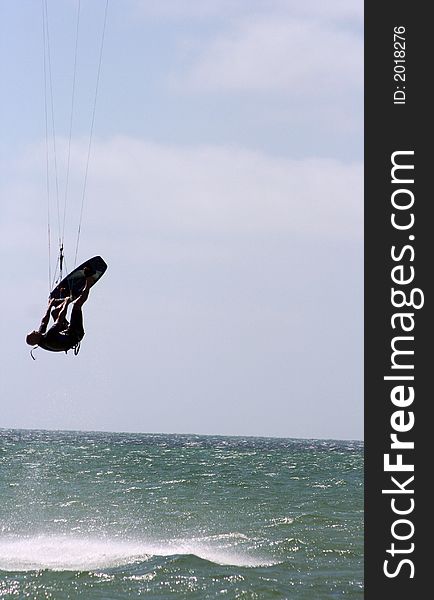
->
[50,256,108,300]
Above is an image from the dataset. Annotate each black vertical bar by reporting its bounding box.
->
[365,2,430,597]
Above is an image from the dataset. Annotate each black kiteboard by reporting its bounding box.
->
[50,256,108,300]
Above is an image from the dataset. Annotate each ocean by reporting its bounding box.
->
[0,430,363,599]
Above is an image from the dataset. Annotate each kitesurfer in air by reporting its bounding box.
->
[26,274,94,353]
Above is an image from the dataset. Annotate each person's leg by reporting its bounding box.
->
[68,278,93,342]
[63,277,94,343]
[73,276,95,309]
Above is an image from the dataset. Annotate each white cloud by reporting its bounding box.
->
[172,16,362,98]
[95,137,362,238]
[134,0,247,20]
[134,0,363,25]
[1,136,362,264]
[133,0,362,105]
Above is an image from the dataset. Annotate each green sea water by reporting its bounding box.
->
[0,430,363,599]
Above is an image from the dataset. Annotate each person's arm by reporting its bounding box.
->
[53,297,72,326]
[38,299,55,334]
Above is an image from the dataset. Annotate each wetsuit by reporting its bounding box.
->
[38,306,85,352]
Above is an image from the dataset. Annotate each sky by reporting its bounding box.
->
[0,0,363,440]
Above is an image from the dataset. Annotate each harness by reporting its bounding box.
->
[30,340,81,360]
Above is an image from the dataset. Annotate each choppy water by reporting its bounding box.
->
[0,430,363,598]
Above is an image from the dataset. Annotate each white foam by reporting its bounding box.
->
[0,535,275,571]
[0,536,150,571]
